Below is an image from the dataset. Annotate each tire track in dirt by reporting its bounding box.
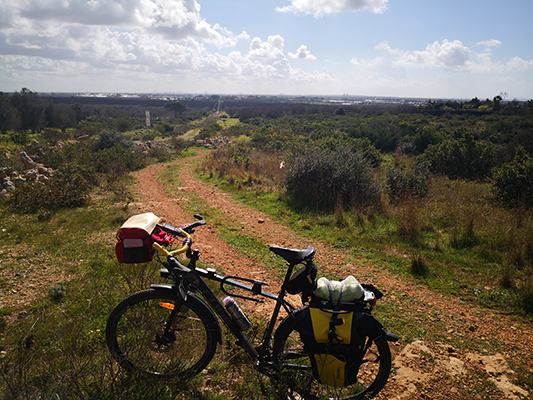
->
[133,153,533,400]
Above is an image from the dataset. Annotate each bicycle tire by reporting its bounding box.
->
[106,288,219,379]
[272,308,392,399]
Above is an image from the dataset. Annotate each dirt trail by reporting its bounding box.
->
[134,153,532,400]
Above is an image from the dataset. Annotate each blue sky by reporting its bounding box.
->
[1,0,532,99]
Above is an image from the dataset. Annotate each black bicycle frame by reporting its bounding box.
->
[153,258,299,367]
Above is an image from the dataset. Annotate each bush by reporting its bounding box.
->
[312,137,382,168]
[197,123,222,140]
[284,145,379,210]
[156,122,175,136]
[41,127,71,145]
[93,145,147,174]
[94,131,126,151]
[418,133,495,180]
[491,146,533,208]
[113,116,140,132]
[386,165,430,200]
[76,120,107,136]
[9,130,29,145]
[9,165,93,213]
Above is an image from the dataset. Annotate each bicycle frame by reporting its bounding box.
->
[153,247,300,371]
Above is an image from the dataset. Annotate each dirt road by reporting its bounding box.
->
[134,153,532,400]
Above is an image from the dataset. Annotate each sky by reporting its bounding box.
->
[0,0,532,100]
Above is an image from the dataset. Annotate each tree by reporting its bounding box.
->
[493,95,503,112]
[45,103,75,130]
[10,88,45,132]
[164,101,186,118]
[0,92,18,132]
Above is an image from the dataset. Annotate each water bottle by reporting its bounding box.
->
[223,296,251,331]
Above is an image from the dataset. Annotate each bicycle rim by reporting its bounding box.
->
[106,289,218,379]
[273,319,391,399]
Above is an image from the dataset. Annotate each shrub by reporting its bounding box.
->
[147,146,172,163]
[9,130,29,145]
[411,254,429,276]
[284,145,380,210]
[197,123,222,140]
[90,133,147,174]
[491,146,533,208]
[386,165,430,200]
[49,283,66,302]
[515,283,533,314]
[156,122,175,136]
[76,120,107,136]
[314,137,382,168]
[170,136,187,150]
[418,133,495,180]
[9,165,93,213]
[113,116,140,132]
[41,127,71,145]
[94,131,126,151]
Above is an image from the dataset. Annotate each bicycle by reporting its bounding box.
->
[106,214,399,399]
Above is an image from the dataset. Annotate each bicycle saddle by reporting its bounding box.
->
[269,246,316,264]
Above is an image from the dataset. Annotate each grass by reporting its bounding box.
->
[1,148,532,399]
[161,154,530,342]
[195,154,533,316]
[0,178,283,399]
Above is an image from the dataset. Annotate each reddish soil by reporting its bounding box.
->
[133,153,533,400]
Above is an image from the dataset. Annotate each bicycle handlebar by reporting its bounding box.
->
[152,214,205,257]
[153,241,190,257]
[181,214,206,234]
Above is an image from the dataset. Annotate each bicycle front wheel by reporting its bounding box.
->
[106,288,219,379]
[272,310,392,399]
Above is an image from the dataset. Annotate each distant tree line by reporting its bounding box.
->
[0,88,199,134]
[419,96,533,116]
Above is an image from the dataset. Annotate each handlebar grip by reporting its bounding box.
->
[181,214,206,234]
[153,239,190,257]
[153,242,171,257]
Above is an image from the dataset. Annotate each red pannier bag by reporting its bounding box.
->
[115,212,161,263]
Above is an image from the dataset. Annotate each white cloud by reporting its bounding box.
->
[377,40,471,70]
[477,39,502,48]
[507,56,533,72]
[354,39,531,75]
[351,56,384,67]
[276,0,388,18]
[347,39,533,98]
[0,0,334,95]
[7,0,247,47]
[249,35,285,59]
[289,45,316,60]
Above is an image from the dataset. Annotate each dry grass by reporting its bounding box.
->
[201,147,284,189]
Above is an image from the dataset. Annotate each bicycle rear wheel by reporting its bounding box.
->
[106,288,219,379]
[272,310,392,399]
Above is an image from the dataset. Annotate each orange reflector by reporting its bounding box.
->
[159,302,175,310]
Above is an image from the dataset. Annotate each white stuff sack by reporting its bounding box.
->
[313,275,364,302]
[314,277,331,300]
[339,276,364,302]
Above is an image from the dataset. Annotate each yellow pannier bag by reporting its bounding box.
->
[294,298,384,387]
[313,354,348,387]
[309,307,358,387]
